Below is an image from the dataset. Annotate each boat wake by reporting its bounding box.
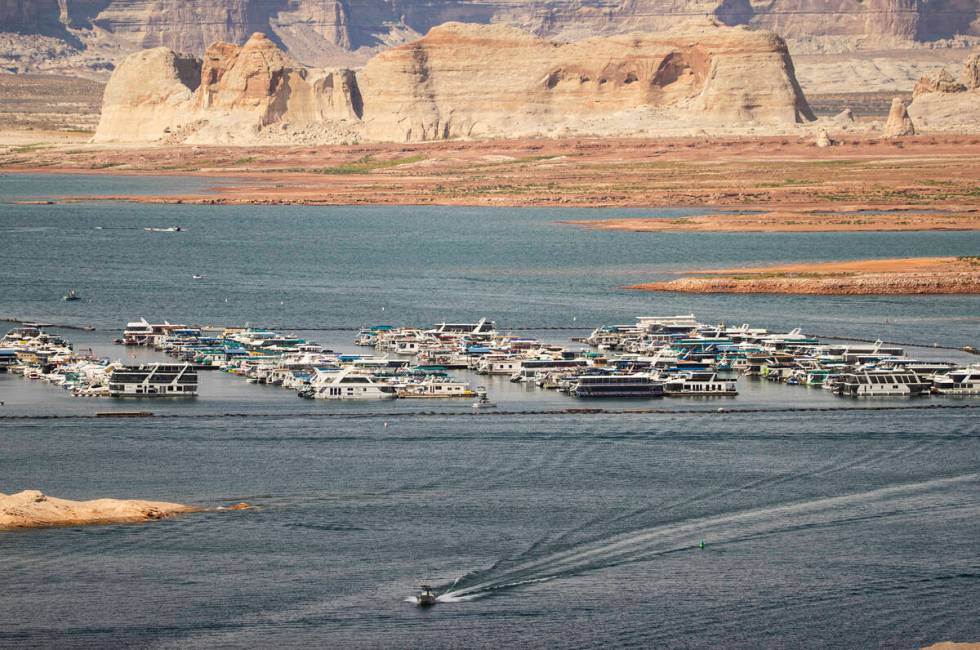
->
[438,473,980,602]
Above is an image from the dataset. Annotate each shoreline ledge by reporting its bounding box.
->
[1,490,210,530]
[564,211,980,233]
[628,256,980,295]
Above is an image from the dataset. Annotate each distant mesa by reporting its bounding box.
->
[93,21,816,145]
[2,0,979,76]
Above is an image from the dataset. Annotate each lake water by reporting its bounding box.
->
[1,174,979,648]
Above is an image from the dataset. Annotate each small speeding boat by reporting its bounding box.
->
[144,226,184,233]
[416,584,437,607]
[192,274,205,280]
[472,387,496,409]
[63,289,81,301]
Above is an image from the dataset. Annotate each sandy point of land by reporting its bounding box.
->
[921,643,980,650]
[563,210,980,233]
[629,256,980,295]
[0,489,203,530]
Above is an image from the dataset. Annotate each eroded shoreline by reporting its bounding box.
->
[3,136,980,216]
[629,256,980,295]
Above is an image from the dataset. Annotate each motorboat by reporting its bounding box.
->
[416,584,437,607]
[144,226,184,233]
[63,289,80,301]
[472,387,496,409]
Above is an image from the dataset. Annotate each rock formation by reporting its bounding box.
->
[0,489,198,529]
[96,47,202,143]
[3,0,979,75]
[907,51,980,133]
[965,54,980,89]
[913,68,967,98]
[884,97,916,137]
[95,22,816,144]
[833,108,854,124]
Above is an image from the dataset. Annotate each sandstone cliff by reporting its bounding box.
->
[96,47,202,142]
[2,0,979,76]
[94,22,815,144]
[907,51,980,133]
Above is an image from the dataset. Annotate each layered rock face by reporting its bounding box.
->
[96,47,202,142]
[356,22,814,141]
[94,22,815,144]
[97,32,363,144]
[3,0,979,74]
[907,51,980,133]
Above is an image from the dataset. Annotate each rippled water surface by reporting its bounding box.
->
[1,175,979,648]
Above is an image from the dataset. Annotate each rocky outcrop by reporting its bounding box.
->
[964,54,980,89]
[95,47,202,142]
[96,22,814,144]
[913,68,967,98]
[907,52,980,133]
[0,489,198,530]
[884,97,916,137]
[95,32,362,144]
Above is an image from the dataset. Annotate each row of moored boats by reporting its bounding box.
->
[4,315,978,401]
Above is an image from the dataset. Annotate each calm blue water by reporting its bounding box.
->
[1,174,979,648]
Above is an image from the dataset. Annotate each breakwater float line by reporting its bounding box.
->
[3,403,979,422]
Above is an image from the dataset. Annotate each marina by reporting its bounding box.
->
[1,176,979,649]
[4,313,978,407]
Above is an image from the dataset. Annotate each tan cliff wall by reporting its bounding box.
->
[94,22,816,144]
[356,23,814,142]
[3,0,979,75]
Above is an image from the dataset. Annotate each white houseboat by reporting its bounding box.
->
[305,368,397,400]
[833,371,931,396]
[663,371,738,396]
[931,366,980,395]
[569,374,664,398]
[107,363,198,397]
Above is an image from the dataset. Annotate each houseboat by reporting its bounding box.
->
[569,374,664,398]
[931,366,980,395]
[304,368,397,400]
[397,378,477,399]
[833,371,931,396]
[663,371,738,396]
[107,363,198,397]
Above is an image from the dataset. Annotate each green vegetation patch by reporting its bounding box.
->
[314,154,426,175]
